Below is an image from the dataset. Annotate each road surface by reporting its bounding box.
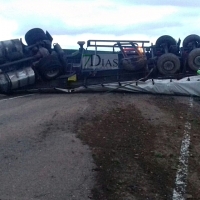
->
[0,93,200,199]
[0,93,95,200]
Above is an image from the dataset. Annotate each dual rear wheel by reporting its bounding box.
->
[156,34,200,74]
[157,53,180,75]
[155,35,180,75]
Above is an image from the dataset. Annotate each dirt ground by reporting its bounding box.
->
[74,93,200,200]
[1,92,199,200]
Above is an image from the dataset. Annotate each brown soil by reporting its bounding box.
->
[75,94,200,200]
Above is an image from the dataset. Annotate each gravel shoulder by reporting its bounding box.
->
[75,93,200,200]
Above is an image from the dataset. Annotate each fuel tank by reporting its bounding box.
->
[0,39,24,64]
[0,66,35,93]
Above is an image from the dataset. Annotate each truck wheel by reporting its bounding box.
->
[188,48,200,71]
[183,34,200,48]
[25,28,47,46]
[37,55,63,80]
[157,53,180,75]
[155,35,176,48]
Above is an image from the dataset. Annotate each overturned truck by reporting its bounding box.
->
[0,28,200,96]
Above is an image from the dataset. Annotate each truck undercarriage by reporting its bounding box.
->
[0,28,200,96]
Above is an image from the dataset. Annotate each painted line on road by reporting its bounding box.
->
[0,94,35,102]
[172,97,193,200]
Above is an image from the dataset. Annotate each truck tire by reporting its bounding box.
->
[188,48,200,71]
[155,35,176,48]
[37,55,63,80]
[25,28,47,46]
[182,34,200,48]
[157,53,180,75]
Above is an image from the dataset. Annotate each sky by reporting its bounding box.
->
[0,0,200,49]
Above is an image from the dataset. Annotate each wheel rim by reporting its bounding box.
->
[163,61,174,71]
[194,55,200,66]
[45,68,59,78]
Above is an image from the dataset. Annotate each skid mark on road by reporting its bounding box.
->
[172,97,193,200]
[0,94,35,102]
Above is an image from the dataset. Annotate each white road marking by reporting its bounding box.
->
[172,97,193,200]
[0,94,35,102]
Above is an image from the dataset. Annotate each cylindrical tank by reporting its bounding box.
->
[0,66,35,93]
[0,39,24,63]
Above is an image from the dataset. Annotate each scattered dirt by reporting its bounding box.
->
[75,94,200,200]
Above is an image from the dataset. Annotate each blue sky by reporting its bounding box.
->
[0,0,200,49]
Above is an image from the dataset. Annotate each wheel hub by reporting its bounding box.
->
[163,61,174,71]
[46,68,59,78]
[194,55,200,66]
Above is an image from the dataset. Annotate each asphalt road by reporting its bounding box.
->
[0,93,95,200]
